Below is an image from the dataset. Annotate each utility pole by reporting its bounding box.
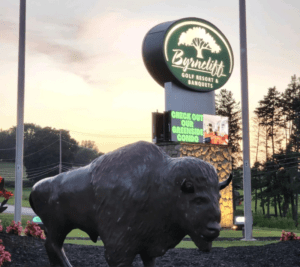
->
[239,0,255,241]
[59,130,62,174]
[296,111,300,227]
[14,0,26,224]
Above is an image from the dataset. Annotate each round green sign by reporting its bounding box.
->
[163,18,234,92]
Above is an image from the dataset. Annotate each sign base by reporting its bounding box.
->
[165,82,216,115]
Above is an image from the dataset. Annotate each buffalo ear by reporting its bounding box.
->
[181,179,195,193]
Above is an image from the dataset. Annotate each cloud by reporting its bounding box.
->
[0,4,162,90]
[0,19,18,43]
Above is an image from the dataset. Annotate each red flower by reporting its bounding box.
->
[3,191,13,199]
[0,189,13,200]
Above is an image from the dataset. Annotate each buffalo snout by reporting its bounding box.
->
[203,222,221,240]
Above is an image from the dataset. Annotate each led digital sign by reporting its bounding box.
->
[171,111,203,143]
[170,111,228,144]
[203,114,229,145]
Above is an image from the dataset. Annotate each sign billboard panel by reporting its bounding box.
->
[169,111,228,144]
[203,114,229,145]
[143,18,234,92]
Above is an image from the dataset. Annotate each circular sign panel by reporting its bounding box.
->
[142,18,234,92]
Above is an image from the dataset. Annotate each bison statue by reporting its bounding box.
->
[29,141,232,267]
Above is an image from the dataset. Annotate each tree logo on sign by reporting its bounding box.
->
[178,27,221,59]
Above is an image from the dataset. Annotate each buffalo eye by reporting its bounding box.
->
[181,179,194,193]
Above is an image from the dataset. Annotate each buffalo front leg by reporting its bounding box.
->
[104,246,136,267]
[44,227,72,267]
[140,252,156,267]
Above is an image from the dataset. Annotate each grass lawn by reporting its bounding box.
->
[1,213,298,248]
[63,228,284,248]
[1,168,300,248]
[4,187,32,208]
[0,162,27,182]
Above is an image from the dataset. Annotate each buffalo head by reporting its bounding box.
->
[172,157,232,252]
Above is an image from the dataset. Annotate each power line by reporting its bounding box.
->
[23,140,59,158]
[69,130,150,138]
[26,166,59,180]
[234,165,300,179]
[26,165,59,175]
[25,162,59,171]
[62,161,87,166]
[0,147,16,150]
[61,139,86,148]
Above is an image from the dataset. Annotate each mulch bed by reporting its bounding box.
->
[1,233,300,267]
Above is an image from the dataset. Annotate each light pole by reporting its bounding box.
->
[239,0,255,241]
[14,0,26,223]
[59,130,62,174]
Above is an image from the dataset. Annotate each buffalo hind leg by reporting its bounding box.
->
[44,225,72,267]
[140,252,156,267]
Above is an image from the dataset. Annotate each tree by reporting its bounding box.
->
[0,123,42,162]
[232,167,244,213]
[0,128,16,161]
[250,115,267,164]
[73,147,103,166]
[178,27,221,59]
[281,75,300,151]
[216,89,242,169]
[273,151,300,221]
[24,127,78,183]
[80,140,99,153]
[254,87,283,160]
[251,161,265,214]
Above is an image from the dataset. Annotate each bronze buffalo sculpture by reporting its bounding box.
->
[29,141,232,267]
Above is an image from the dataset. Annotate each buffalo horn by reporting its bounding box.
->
[219,174,232,190]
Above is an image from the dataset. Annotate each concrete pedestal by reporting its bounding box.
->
[165,82,216,115]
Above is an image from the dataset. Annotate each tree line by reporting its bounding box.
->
[216,75,300,227]
[0,124,103,183]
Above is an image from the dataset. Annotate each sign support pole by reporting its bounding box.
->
[59,130,62,173]
[239,0,255,241]
[14,0,26,223]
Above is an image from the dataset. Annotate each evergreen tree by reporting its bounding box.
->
[254,87,283,160]
[250,114,267,164]
[281,75,300,150]
[216,89,242,168]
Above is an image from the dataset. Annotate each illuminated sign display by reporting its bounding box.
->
[203,114,228,145]
[164,18,234,92]
[171,111,203,143]
[143,18,234,92]
[170,111,228,144]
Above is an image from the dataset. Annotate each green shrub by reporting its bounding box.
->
[0,216,13,230]
[253,212,297,230]
[253,212,265,227]
[0,214,33,232]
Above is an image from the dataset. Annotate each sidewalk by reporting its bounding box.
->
[2,204,37,217]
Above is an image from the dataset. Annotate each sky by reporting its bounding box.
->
[1,0,300,156]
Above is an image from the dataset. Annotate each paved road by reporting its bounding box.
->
[2,204,37,217]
